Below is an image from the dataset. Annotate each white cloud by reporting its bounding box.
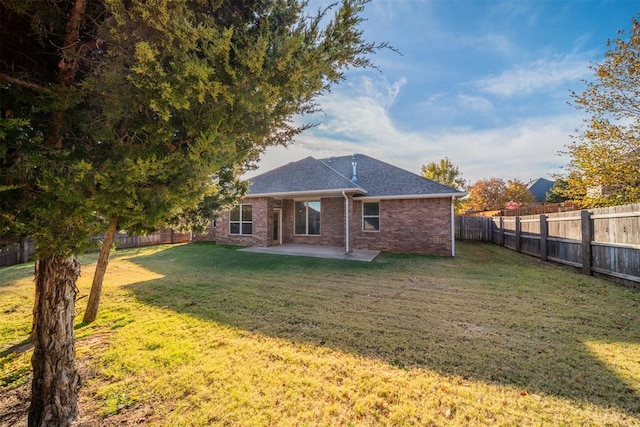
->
[471,55,591,97]
[413,92,495,127]
[360,76,406,108]
[311,77,417,146]
[251,76,576,184]
[455,94,494,114]
[433,116,575,183]
[449,32,516,57]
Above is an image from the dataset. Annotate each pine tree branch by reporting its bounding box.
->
[0,73,51,93]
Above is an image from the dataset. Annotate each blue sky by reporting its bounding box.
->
[250,0,639,185]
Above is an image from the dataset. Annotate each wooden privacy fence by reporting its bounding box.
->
[0,228,192,268]
[0,238,35,268]
[92,228,192,250]
[456,203,640,285]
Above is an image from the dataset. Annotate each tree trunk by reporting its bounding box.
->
[30,275,40,342]
[29,256,81,427]
[83,217,117,324]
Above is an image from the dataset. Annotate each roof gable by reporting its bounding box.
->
[527,178,554,202]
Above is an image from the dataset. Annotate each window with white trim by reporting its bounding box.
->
[229,204,253,235]
[363,202,380,231]
[294,201,321,235]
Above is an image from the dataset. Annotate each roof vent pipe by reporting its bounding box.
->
[351,158,357,182]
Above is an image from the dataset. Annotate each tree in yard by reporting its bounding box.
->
[421,157,467,213]
[504,179,535,209]
[464,178,508,212]
[82,166,247,324]
[0,0,383,424]
[564,15,640,207]
[463,177,535,212]
[545,179,570,203]
[421,157,466,190]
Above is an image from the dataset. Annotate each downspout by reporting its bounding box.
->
[343,191,350,253]
[451,196,456,257]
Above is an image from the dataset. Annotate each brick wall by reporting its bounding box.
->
[352,198,453,256]
[281,197,345,247]
[319,197,345,246]
[215,195,454,256]
[215,197,272,247]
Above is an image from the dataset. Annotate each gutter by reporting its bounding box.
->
[343,191,350,254]
[244,188,365,199]
[357,192,466,201]
[451,195,456,257]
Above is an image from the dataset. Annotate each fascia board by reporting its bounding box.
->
[357,193,467,201]
[245,188,366,198]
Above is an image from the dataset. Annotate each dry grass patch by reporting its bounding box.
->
[1,242,639,426]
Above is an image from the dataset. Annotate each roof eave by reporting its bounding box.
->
[357,192,467,201]
[245,188,366,198]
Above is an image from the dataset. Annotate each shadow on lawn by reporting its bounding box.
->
[125,242,640,417]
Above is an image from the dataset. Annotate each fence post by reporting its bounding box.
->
[581,210,592,276]
[20,238,28,264]
[460,216,464,242]
[18,238,24,264]
[540,215,548,262]
[499,217,505,246]
[487,217,493,242]
[515,216,521,252]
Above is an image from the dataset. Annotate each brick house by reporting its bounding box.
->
[214,154,466,256]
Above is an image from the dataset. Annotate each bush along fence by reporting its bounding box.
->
[0,228,192,268]
[455,203,640,286]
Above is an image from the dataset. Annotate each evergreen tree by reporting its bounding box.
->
[545,179,570,203]
[0,1,383,424]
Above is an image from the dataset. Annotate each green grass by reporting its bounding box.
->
[1,242,639,425]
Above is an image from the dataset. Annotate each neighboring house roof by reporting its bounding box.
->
[527,178,554,202]
[246,154,466,199]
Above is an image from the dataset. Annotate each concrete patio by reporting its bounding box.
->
[238,244,380,262]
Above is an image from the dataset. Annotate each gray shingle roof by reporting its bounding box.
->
[246,156,362,195]
[247,154,465,198]
[527,178,554,202]
[321,154,464,197]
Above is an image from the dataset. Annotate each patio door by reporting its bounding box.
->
[273,209,282,245]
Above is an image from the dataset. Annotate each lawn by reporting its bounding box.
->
[1,242,639,426]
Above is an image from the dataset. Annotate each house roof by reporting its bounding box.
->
[246,154,466,199]
[527,178,554,202]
